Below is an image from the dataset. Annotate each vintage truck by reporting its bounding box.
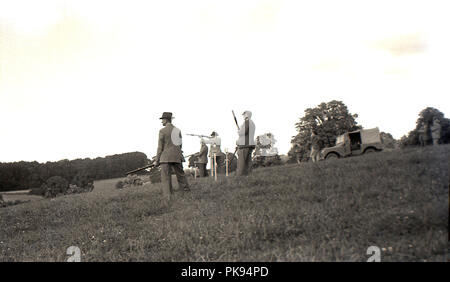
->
[320,128,384,160]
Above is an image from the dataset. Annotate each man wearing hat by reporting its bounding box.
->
[155,112,190,204]
[203,131,223,177]
[236,110,256,176]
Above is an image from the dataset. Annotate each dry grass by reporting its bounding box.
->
[0,145,448,261]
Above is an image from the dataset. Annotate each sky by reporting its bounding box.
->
[0,0,449,163]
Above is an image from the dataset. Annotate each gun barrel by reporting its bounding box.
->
[125,164,155,175]
[187,134,209,138]
[232,110,240,130]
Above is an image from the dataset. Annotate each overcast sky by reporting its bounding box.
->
[0,0,448,163]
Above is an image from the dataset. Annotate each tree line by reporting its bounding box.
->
[0,152,148,192]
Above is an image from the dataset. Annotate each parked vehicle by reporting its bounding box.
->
[320,128,384,160]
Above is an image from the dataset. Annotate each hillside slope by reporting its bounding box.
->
[0,146,448,261]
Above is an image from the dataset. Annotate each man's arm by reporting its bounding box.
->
[155,130,164,164]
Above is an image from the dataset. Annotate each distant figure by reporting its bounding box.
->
[204,131,223,177]
[87,181,95,192]
[430,118,441,146]
[194,138,209,177]
[417,122,428,147]
[310,130,320,162]
[236,110,256,176]
[155,112,190,206]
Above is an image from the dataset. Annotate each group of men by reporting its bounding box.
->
[154,111,256,204]
[417,117,442,147]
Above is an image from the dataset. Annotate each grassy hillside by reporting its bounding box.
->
[0,146,448,261]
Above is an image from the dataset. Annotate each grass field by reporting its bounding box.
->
[0,146,448,262]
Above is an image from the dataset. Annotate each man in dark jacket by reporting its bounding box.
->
[194,138,209,177]
[417,122,428,147]
[310,130,321,162]
[155,112,190,205]
[236,110,256,176]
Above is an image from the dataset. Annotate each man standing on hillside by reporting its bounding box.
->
[236,110,256,176]
[417,122,428,147]
[155,112,190,206]
[310,130,321,162]
[193,138,209,177]
[431,118,441,146]
[204,131,223,177]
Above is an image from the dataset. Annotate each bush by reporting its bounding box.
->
[115,181,124,189]
[1,199,30,208]
[40,176,69,198]
[71,172,94,190]
[66,183,94,195]
[29,186,45,196]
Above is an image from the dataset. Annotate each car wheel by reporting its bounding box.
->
[364,148,376,154]
[325,153,339,160]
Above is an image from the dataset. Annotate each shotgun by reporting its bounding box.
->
[125,160,157,175]
[232,110,240,130]
[187,134,210,138]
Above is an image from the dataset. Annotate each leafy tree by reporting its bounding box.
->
[289,100,361,162]
[380,132,398,149]
[71,171,94,189]
[45,175,69,197]
[400,107,450,147]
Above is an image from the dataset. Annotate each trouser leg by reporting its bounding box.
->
[172,162,190,191]
[312,151,319,162]
[237,148,252,176]
[160,163,173,202]
[237,149,244,176]
[247,148,254,174]
[198,163,206,177]
[432,138,438,146]
[310,149,318,162]
[218,155,225,174]
[210,157,214,177]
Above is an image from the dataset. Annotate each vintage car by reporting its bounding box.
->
[320,128,384,160]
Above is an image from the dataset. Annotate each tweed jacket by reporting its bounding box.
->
[156,123,184,163]
[196,144,209,164]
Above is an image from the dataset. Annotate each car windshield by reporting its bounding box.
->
[336,135,345,145]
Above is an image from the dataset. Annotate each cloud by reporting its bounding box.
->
[373,33,427,56]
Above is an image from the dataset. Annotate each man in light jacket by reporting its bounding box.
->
[204,131,223,177]
[236,110,256,176]
[430,118,441,146]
